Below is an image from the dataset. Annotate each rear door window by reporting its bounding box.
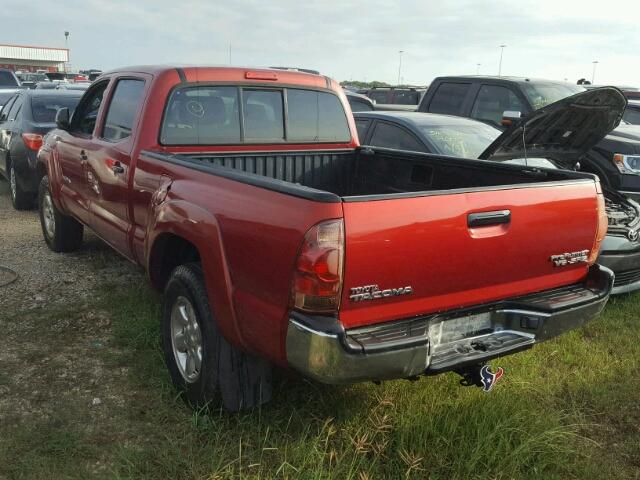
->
[428,83,471,115]
[102,79,146,141]
[471,84,525,126]
[31,96,82,123]
[369,122,425,152]
[287,89,350,142]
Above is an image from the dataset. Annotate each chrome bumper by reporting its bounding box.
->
[286,265,613,384]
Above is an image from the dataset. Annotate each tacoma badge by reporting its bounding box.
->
[549,249,589,267]
[349,284,413,302]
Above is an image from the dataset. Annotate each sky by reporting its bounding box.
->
[2,0,639,86]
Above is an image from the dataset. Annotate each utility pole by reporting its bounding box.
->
[397,50,404,86]
[64,31,69,73]
[229,42,232,65]
[476,63,481,75]
[592,61,599,84]
[498,45,506,76]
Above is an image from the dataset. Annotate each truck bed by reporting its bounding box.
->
[146,147,595,202]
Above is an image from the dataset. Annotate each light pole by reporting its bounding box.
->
[397,50,404,86]
[64,31,69,73]
[476,63,481,75]
[592,61,599,84]
[498,45,506,76]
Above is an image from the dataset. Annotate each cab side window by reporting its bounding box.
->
[71,81,109,135]
[471,85,525,126]
[102,79,145,142]
[428,83,470,115]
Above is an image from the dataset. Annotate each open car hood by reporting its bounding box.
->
[479,87,627,169]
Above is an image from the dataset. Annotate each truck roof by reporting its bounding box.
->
[99,65,332,89]
[433,75,571,86]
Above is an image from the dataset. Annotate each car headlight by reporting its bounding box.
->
[613,153,640,173]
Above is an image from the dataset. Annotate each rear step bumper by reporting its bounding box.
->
[286,264,613,384]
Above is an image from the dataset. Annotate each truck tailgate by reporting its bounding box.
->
[339,181,599,329]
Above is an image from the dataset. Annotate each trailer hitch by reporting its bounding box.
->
[455,364,504,392]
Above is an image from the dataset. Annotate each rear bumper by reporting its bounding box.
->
[599,235,640,294]
[286,264,613,384]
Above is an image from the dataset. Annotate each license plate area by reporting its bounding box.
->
[429,312,493,348]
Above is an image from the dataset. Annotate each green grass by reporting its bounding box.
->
[1,278,639,479]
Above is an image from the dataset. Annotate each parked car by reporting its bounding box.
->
[16,72,48,89]
[345,90,375,112]
[623,100,640,124]
[38,66,617,411]
[0,89,83,209]
[355,106,640,295]
[418,76,640,211]
[0,68,20,88]
[365,86,426,111]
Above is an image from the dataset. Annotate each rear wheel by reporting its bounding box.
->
[162,263,273,411]
[9,163,34,210]
[38,175,84,252]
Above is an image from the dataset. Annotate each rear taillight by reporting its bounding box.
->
[292,219,344,314]
[588,189,608,265]
[22,133,43,151]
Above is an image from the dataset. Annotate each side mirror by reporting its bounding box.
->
[55,107,70,130]
[501,110,523,127]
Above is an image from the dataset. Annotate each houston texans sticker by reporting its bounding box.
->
[480,365,504,392]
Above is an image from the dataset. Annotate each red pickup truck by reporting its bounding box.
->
[37,66,616,410]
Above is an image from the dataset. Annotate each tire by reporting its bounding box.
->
[8,162,35,210]
[38,175,84,252]
[162,263,273,411]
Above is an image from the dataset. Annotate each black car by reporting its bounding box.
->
[623,100,640,125]
[354,110,500,158]
[0,89,83,209]
[355,93,640,295]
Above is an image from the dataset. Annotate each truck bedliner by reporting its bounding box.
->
[163,147,594,200]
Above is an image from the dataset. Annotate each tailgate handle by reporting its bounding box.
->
[468,210,511,228]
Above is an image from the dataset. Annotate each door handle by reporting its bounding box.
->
[111,162,125,174]
[468,210,511,228]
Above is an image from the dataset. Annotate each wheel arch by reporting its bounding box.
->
[146,200,243,348]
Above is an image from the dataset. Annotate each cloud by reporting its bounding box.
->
[2,0,638,86]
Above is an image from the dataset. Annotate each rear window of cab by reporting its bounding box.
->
[160,86,351,145]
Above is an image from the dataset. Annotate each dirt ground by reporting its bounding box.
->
[0,179,142,473]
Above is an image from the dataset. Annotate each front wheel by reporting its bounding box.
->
[162,263,272,411]
[38,175,84,252]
